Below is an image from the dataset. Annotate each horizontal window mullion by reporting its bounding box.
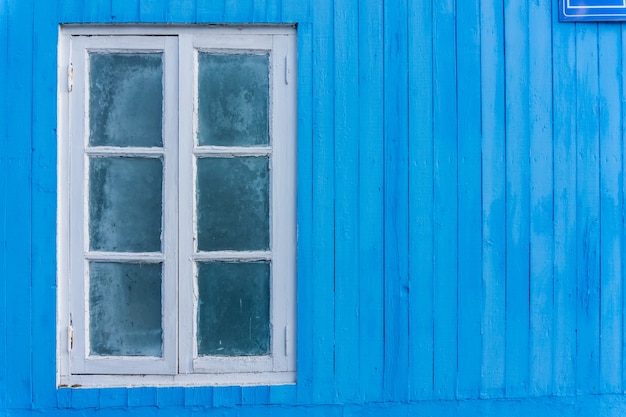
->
[193,250,271,262]
[85,251,165,262]
[85,147,164,157]
[193,146,271,157]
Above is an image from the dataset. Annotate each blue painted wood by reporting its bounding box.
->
[357,0,384,403]
[407,0,434,401]
[551,4,577,398]
[155,387,184,408]
[112,0,139,22]
[293,18,314,406]
[598,24,623,394]
[5,0,34,410]
[139,0,166,21]
[82,0,111,22]
[0,0,7,410]
[166,0,195,22]
[479,0,507,398]
[224,0,252,22]
[309,0,336,404]
[265,0,281,22]
[7,0,626,415]
[504,0,530,398]
[455,0,482,400]
[432,0,458,400]
[621,26,626,395]
[195,0,223,22]
[333,0,359,403]
[31,0,58,409]
[528,0,554,397]
[383,0,409,402]
[576,23,601,395]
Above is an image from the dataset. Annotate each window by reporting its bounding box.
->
[57,26,297,387]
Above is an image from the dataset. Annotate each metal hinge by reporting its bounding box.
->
[284,326,288,356]
[284,55,289,85]
[67,63,73,92]
[68,315,74,351]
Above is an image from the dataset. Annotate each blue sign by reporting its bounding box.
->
[560,0,626,21]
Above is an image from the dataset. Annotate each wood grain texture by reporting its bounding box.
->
[383,0,409,402]
[407,0,434,401]
[455,0,482,400]
[5,0,626,414]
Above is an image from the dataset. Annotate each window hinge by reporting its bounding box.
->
[68,324,73,351]
[284,326,288,356]
[67,63,73,92]
[284,55,289,85]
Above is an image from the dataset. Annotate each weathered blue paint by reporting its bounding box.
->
[3,0,626,415]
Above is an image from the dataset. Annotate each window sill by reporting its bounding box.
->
[58,371,296,388]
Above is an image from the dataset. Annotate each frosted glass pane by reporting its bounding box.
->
[197,262,270,356]
[197,53,269,146]
[89,262,162,357]
[89,157,163,252]
[89,53,163,147]
[196,157,269,251]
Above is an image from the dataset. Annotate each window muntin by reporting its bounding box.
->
[57,26,297,387]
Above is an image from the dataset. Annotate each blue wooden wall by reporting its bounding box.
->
[2,0,626,415]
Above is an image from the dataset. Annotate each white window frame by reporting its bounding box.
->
[57,25,297,388]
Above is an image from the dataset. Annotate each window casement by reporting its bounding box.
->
[57,26,297,387]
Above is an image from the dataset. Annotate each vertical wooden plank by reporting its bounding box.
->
[31,0,58,409]
[528,0,554,397]
[551,1,577,398]
[383,0,409,402]
[622,25,626,396]
[166,0,196,22]
[282,0,307,23]
[598,24,623,394]
[127,387,157,407]
[309,1,336,404]
[504,0,530,398]
[139,0,166,22]
[480,0,506,398]
[0,0,7,409]
[213,386,242,407]
[5,0,34,409]
[196,0,224,22]
[358,0,384,403]
[99,388,128,408]
[155,387,184,408]
[58,0,84,23]
[264,0,281,23]
[82,0,111,22]
[111,0,139,22]
[252,0,268,22]
[455,0,482,400]
[575,22,601,395]
[294,20,315,406]
[223,0,253,22]
[241,386,269,405]
[432,0,458,401]
[407,0,433,401]
[333,0,359,403]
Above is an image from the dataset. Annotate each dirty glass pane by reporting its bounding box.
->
[89,262,162,357]
[196,157,269,251]
[197,262,270,356]
[89,157,163,252]
[197,53,269,146]
[89,53,163,147]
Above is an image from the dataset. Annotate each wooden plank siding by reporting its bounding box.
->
[2,0,626,414]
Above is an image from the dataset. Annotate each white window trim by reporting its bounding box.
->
[57,25,297,388]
